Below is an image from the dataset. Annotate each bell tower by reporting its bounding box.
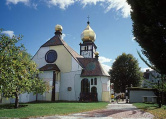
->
[80,17,97,58]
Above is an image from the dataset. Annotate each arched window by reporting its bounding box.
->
[81,78,90,93]
[94,78,97,85]
[91,78,93,85]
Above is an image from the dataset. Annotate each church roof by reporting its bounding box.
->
[39,64,60,71]
[39,25,109,77]
[61,39,83,64]
[41,35,63,47]
[77,58,110,77]
[41,34,83,66]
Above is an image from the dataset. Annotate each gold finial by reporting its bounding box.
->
[94,52,99,56]
[55,24,63,32]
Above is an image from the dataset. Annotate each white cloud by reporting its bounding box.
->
[2,30,15,38]
[6,0,29,5]
[80,0,105,6]
[79,0,131,18]
[101,64,111,72]
[47,0,131,18]
[6,0,131,18]
[99,56,112,72]
[62,33,66,39]
[32,3,38,9]
[99,56,112,63]
[132,36,136,41]
[105,0,131,18]
[48,0,75,9]
[141,68,153,72]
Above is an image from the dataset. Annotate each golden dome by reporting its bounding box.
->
[81,24,96,42]
[55,24,63,32]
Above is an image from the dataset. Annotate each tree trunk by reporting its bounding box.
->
[15,92,19,108]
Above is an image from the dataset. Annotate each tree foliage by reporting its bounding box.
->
[127,0,166,75]
[0,29,50,108]
[110,53,143,93]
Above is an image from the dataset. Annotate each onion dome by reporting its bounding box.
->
[55,24,63,32]
[81,22,96,42]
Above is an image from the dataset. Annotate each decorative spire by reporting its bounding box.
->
[55,24,63,35]
[81,17,96,43]
[87,15,90,25]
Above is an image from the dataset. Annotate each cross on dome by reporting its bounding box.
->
[87,15,90,24]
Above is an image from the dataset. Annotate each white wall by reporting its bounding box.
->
[78,76,106,101]
[129,89,156,103]
[59,71,82,101]
[101,76,110,91]
[71,57,82,71]
[32,47,49,68]
[37,71,62,101]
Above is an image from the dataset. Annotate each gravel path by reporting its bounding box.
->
[31,102,154,119]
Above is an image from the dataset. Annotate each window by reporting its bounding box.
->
[45,50,57,63]
[88,45,92,50]
[94,78,97,85]
[91,79,93,85]
[81,78,90,93]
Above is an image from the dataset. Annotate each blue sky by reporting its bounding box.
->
[0,0,149,72]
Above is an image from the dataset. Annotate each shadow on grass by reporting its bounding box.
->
[0,104,28,109]
[28,100,101,104]
[137,103,160,111]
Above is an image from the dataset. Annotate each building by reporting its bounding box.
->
[31,21,110,102]
[142,69,160,88]
[0,21,110,104]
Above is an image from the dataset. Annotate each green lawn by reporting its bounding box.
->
[133,103,166,119]
[0,102,108,118]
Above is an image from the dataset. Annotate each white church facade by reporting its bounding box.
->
[0,21,110,104]
[33,21,110,102]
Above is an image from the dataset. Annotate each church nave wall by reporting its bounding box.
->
[59,71,82,101]
[50,45,72,73]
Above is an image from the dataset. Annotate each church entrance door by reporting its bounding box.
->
[79,79,98,102]
[91,87,98,101]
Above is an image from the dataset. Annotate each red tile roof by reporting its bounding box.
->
[78,58,110,77]
[41,35,63,47]
[39,64,60,71]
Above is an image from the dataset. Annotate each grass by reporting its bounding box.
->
[133,103,166,119]
[0,102,108,118]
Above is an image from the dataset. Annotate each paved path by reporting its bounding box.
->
[31,102,154,119]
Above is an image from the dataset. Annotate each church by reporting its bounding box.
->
[32,21,110,102]
[0,21,110,104]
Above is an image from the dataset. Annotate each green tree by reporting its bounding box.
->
[127,0,166,106]
[0,29,50,108]
[110,53,143,93]
[126,0,166,75]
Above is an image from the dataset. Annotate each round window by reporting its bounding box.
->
[45,50,57,63]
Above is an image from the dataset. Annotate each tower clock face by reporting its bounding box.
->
[82,51,91,58]
[45,50,57,63]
